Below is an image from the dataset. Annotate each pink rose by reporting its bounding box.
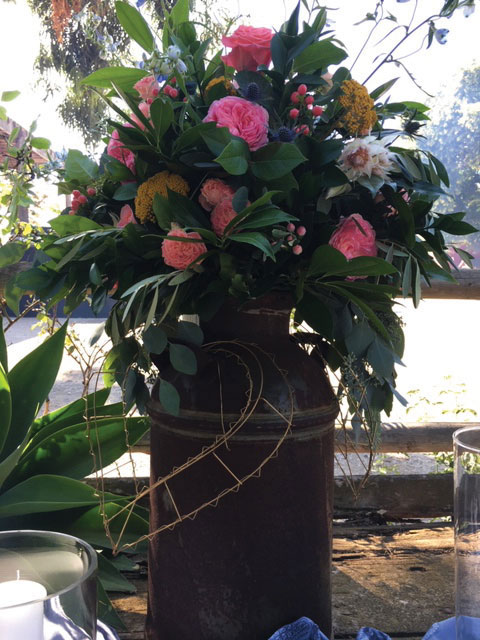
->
[131,101,151,130]
[117,204,137,228]
[221,25,273,71]
[204,96,269,152]
[134,75,160,102]
[329,214,377,260]
[107,129,136,175]
[210,198,247,236]
[199,179,235,211]
[161,228,207,270]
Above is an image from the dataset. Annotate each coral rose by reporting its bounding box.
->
[107,129,136,175]
[221,25,273,71]
[199,179,235,211]
[161,228,207,270]
[117,205,137,228]
[210,198,244,236]
[134,75,159,102]
[329,214,377,260]
[204,96,269,151]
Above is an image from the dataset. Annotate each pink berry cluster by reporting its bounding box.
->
[288,84,323,136]
[69,187,96,214]
[286,222,306,255]
[163,78,178,99]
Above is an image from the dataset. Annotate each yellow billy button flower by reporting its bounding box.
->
[134,171,190,224]
[205,76,236,96]
[338,79,377,136]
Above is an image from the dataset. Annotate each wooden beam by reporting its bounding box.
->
[132,422,474,455]
[422,270,480,300]
[87,473,454,519]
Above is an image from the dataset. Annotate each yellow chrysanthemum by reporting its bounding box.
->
[338,79,377,136]
[205,76,236,96]
[135,171,190,224]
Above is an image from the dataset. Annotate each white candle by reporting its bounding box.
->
[0,578,47,640]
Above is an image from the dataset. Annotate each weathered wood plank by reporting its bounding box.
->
[112,527,454,639]
[422,269,480,300]
[87,473,454,518]
[132,421,472,455]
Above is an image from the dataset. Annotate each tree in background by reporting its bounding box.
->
[423,63,480,263]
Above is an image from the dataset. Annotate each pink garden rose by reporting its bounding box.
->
[117,205,137,228]
[204,96,269,151]
[161,228,207,270]
[199,179,235,211]
[107,129,136,175]
[131,101,151,130]
[210,198,248,236]
[329,214,377,260]
[221,25,273,71]
[134,75,160,102]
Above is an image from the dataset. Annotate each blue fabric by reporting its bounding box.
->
[268,616,480,640]
[44,598,120,639]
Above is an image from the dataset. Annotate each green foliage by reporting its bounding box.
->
[0,322,149,629]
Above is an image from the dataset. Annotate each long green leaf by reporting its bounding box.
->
[115,1,154,52]
[2,323,67,459]
[0,321,7,372]
[10,417,149,483]
[0,475,124,516]
[81,67,148,91]
[0,363,11,453]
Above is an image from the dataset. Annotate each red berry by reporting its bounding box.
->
[289,108,299,119]
[71,200,79,211]
[286,234,294,242]
[293,245,303,255]
[290,91,300,104]
[298,84,307,95]
[305,96,314,105]
[312,106,323,117]
[152,88,159,96]
[295,125,310,135]
[163,85,173,97]
[87,187,96,196]
[287,223,295,232]
[72,189,81,198]
[169,88,179,99]
[77,194,87,204]
[171,76,177,85]
[296,226,306,237]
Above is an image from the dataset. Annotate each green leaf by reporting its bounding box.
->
[11,416,149,483]
[153,193,174,231]
[169,343,197,375]
[97,581,127,631]
[235,209,297,231]
[295,293,333,339]
[0,475,122,516]
[308,245,347,277]
[115,1,154,52]
[81,67,148,91]
[293,40,347,74]
[170,0,189,25]
[250,143,307,181]
[177,321,203,346]
[143,326,168,354]
[367,337,395,380]
[89,263,102,286]
[201,125,232,156]
[0,323,7,373]
[113,182,138,201]
[215,139,250,175]
[1,91,20,102]
[2,323,67,460]
[370,78,399,101]
[49,214,102,235]
[0,363,11,454]
[328,257,398,278]
[0,242,26,268]
[159,379,180,416]
[97,554,136,594]
[150,98,174,141]
[229,232,276,261]
[232,187,249,214]
[30,137,51,150]
[64,149,99,184]
[31,387,111,434]
[345,321,375,357]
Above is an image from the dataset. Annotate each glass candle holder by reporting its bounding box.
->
[454,426,480,639]
[0,530,97,640]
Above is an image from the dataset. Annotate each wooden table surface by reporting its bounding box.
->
[112,524,454,640]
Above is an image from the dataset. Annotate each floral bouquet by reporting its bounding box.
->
[19,0,477,432]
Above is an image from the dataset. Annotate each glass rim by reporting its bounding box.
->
[0,529,97,610]
[453,426,480,453]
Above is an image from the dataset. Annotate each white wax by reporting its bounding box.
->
[0,579,47,640]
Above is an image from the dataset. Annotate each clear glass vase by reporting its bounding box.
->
[0,529,97,640]
[454,426,480,639]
